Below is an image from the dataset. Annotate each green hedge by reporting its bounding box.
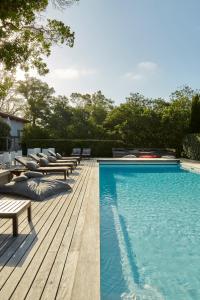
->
[182,134,200,160]
[22,139,126,157]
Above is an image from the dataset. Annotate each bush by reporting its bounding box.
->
[22,139,126,157]
[22,124,50,141]
[182,134,200,160]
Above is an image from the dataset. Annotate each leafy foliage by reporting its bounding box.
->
[52,0,79,8]
[190,94,200,133]
[0,75,195,153]
[104,88,194,151]
[0,68,24,115]
[17,77,54,125]
[183,134,200,160]
[0,0,76,74]
[22,123,50,141]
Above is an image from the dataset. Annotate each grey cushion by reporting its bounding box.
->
[48,156,57,163]
[12,175,28,182]
[26,161,39,171]
[0,178,71,201]
[48,150,56,157]
[24,171,44,178]
[39,158,49,167]
[56,153,62,159]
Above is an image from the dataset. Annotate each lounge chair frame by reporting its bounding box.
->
[15,157,70,180]
[29,154,74,172]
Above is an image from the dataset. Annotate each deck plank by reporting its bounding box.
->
[55,162,99,300]
[70,163,100,300]
[0,160,100,300]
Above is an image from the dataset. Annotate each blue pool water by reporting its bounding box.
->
[100,164,200,300]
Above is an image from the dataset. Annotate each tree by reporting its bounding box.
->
[18,83,195,153]
[105,90,193,150]
[170,85,195,103]
[89,91,113,125]
[52,0,79,9]
[126,92,153,108]
[190,94,200,133]
[46,95,73,138]
[69,91,113,138]
[0,0,77,74]
[163,86,194,151]
[0,68,24,115]
[70,92,92,108]
[18,77,54,125]
[105,93,158,145]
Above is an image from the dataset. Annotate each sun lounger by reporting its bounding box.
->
[48,150,81,163]
[40,152,78,165]
[38,152,76,164]
[29,154,75,171]
[15,157,70,180]
[112,148,128,158]
[82,148,91,158]
[71,148,81,157]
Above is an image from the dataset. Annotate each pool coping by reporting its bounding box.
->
[180,158,200,172]
[97,158,180,164]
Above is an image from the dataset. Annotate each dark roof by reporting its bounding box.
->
[0,111,29,123]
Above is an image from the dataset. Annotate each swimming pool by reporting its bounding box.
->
[100,163,200,300]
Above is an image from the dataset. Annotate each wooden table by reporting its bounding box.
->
[0,200,32,236]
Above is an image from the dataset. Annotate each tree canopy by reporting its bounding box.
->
[0,70,198,152]
[0,68,24,114]
[0,0,78,74]
[12,76,196,151]
[17,77,54,125]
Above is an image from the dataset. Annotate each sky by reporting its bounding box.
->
[24,0,200,104]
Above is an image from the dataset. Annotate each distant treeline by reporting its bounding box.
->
[1,76,200,154]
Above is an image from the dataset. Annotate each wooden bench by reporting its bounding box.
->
[0,200,32,236]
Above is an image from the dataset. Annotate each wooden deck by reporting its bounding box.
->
[0,160,100,300]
